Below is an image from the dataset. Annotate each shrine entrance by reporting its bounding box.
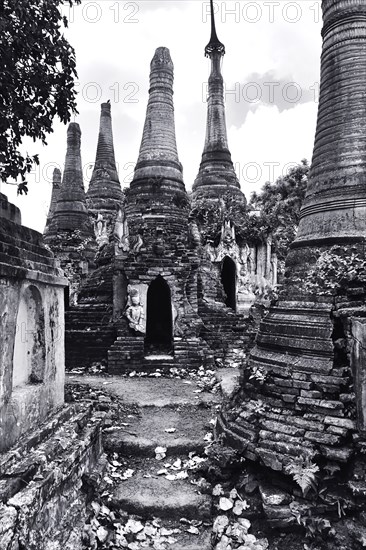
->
[221,256,236,311]
[145,276,173,356]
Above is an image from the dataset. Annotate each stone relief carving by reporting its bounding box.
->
[114,209,144,256]
[114,209,130,254]
[125,286,145,334]
[201,219,277,312]
[221,220,235,247]
[94,213,109,248]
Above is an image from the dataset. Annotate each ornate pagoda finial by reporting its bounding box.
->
[205,0,225,57]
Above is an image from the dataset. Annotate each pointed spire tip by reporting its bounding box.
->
[205,0,225,57]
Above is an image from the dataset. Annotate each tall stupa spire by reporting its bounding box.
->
[86,101,123,217]
[205,0,225,58]
[127,47,187,213]
[292,0,366,249]
[192,0,241,199]
[45,123,93,240]
[44,167,61,236]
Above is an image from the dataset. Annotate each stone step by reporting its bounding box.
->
[111,473,211,520]
[104,406,213,457]
[66,376,220,408]
[170,529,212,550]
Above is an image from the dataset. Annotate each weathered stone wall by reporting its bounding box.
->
[350,317,366,434]
[0,193,67,453]
[0,403,105,550]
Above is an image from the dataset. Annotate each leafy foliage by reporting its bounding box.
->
[249,159,309,262]
[190,161,309,268]
[190,192,248,246]
[0,0,81,193]
[285,457,319,497]
[294,512,335,550]
[303,246,366,296]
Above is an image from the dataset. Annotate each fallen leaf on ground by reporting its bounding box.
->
[155,446,167,460]
[219,497,234,511]
[213,484,224,496]
[125,519,144,534]
[96,526,108,542]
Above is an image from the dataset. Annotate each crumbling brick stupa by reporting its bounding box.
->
[218,0,366,527]
[191,0,277,360]
[45,0,277,373]
[44,123,96,306]
[107,46,210,373]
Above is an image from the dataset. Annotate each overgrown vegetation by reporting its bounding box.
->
[249,159,309,264]
[190,192,248,246]
[190,161,309,271]
[303,247,366,296]
[285,458,319,497]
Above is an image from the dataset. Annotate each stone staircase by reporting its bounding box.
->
[65,303,116,369]
[108,331,213,374]
[66,374,219,549]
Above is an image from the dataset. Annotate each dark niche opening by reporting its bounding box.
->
[221,256,236,311]
[64,287,70,311]
[145,276,173,356]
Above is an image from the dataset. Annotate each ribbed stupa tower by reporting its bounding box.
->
[64,109,123,370]
[107,47,208,374]
[189,0,275,332]
[45,123,94,242]
[44,167,62,236]
[192,0,243,200]
[219,0,366,499]
[44,123,95,303]
[126,47,189,232]
[86,101,124,221]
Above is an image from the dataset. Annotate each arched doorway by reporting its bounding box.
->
[221,256,236,311]
[13,285,46,387]
[145,276,173,356]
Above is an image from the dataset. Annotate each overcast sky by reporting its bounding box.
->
[2,0,323,232]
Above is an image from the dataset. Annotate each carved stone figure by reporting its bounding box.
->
[125,287,145,333]
[114,209,130,253]
[94,213,109,247]
[221,220,235,246]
